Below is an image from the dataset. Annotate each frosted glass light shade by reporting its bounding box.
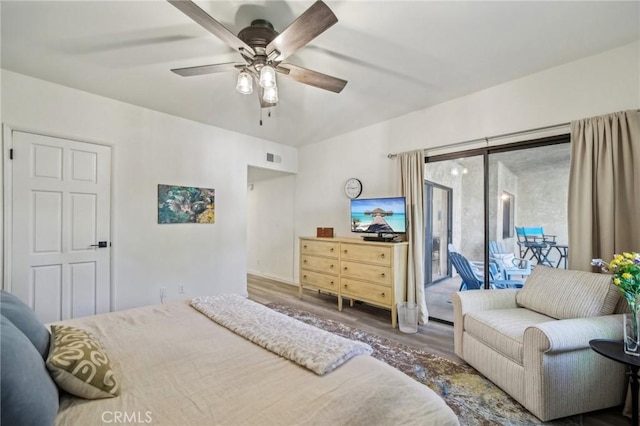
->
[236,72,253,94]
[263,85,278,104]
[259,65,276,88]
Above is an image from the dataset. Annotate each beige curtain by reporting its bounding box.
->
[568,110,640,271]
[398,150,428,324]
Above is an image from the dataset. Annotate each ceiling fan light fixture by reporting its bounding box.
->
[236,71,253,94]
[259,65,277,88]
[168,0,347,108]
[263,85,278,104]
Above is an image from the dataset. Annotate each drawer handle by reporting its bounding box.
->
[330,281,334,285]
[330,264,334,269]
[380,273,385,278]
[303,259,307,264]
[343,267,348,271]
[330,248,334,252]
[344,284,348,288]
[344,249,348,254]
[380,254,385,259]
[303,245,307,249]
[381,292,386,297]
[303,274,307,279]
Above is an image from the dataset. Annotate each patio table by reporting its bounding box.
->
[549,244,569,269]
[528,238,555,266]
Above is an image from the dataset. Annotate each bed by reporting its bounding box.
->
[1,291,459,426]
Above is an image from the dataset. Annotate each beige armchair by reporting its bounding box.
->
[452,266,628,421]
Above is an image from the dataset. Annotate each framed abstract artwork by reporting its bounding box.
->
[158,184,215,224]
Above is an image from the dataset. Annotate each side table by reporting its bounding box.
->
[590,339,640,425]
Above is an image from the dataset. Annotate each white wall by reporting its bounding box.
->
[1,70,297,310]
[0,3,4,285]
[266,41,638,284]
[246,173,296,283]
[387,41,640,153]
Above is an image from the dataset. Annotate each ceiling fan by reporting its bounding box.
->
[167,0,348,108]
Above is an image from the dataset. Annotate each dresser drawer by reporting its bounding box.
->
[341,278,392,307]
[300,239,339,258]
[300,270,339,293]
[341,243,391,266]
[300,255,338,275]
[340,260,391,286]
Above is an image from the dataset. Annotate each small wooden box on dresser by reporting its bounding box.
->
[299,237,408,328]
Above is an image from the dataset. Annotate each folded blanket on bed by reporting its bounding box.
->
[190,295,372,375]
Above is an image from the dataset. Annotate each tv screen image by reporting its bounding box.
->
[350,197,407,234]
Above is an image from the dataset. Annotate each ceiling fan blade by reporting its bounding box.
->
[278,64,347,93]
[167,0,255,58]
[266,1,337,62]
[171,62,244,77]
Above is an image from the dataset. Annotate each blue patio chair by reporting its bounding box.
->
[489,240,532,279]
[515,226,556,266]
[448,243,483,272]
[450,252,524,291]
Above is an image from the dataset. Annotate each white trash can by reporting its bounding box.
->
[397,302,418,333]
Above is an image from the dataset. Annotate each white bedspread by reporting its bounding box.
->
[54,300,460,426]
[190,294,372,374]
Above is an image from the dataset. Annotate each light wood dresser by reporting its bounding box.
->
[299,237,408,328]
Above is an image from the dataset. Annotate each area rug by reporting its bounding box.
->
[266,302,582,426]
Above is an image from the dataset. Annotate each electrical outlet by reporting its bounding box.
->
[160,287,167,303]
[178,285,185,294]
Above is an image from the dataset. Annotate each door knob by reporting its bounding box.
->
[90,241,108,248]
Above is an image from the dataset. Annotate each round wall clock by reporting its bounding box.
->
[344,178,363,199]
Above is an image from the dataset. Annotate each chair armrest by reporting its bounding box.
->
[452,289,519,314]
[511,257,531,271]
[469,260,484,271]
[524,315,623,354]
[452,289,519,357]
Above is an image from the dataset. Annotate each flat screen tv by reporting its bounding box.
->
[350,197,406,241]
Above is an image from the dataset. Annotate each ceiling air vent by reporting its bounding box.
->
[266,153,282,163]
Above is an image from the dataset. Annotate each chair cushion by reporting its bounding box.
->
[464,308,553,364]
[516,266,619,319]
[1,315,59,426]
[0,290,50,358]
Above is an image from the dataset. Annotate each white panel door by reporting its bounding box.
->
[11,131,111,323]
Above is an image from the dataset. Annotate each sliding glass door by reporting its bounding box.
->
[488,143,571,271]
[425,182,452,285]
[424,155,485,323]
[424,136,570,323]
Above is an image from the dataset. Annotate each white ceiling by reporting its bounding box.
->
[2,1,638,147]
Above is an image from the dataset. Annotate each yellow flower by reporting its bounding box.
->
[622,273,633,280]
[614,278,621,285]
[624,252,635,259]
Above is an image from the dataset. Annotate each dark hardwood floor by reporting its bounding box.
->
[248,274,460,361]
[247,274,629,426]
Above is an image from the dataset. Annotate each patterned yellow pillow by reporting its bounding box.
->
[46,325,120,399]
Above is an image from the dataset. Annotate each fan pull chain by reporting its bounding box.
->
[259,109,272,126]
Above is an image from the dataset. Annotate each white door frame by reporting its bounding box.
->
[2,124,115,311]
